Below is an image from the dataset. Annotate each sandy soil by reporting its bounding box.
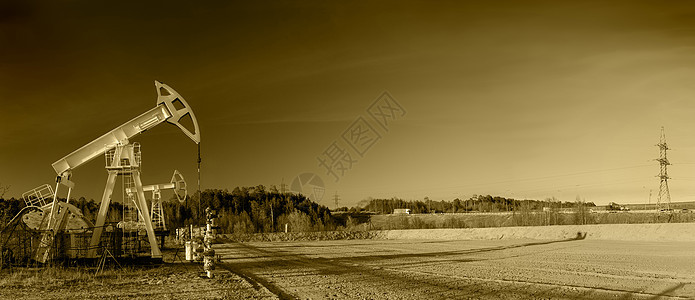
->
[217,238,695,299]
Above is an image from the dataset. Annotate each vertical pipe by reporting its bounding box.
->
[198,143,201,220]
[47,180,61,227]
[65,187,72,205]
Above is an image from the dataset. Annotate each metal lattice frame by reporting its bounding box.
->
[150,191,166,231]
[656,126,671,212]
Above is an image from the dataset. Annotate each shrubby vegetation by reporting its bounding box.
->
[0,197,22,226]
[368,207,695,230]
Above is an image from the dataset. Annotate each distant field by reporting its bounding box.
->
[335,202,695,231]
[620,201,695,211]
[366,210,695,230]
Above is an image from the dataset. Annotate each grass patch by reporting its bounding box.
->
[0,265,153,289]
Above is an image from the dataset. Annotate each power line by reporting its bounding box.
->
[338,164,653,196]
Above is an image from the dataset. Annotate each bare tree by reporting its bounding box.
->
[0,184,8,198]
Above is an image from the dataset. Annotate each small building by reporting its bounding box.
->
[393,208,411,215]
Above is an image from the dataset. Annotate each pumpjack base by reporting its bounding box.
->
[155,230,170,250]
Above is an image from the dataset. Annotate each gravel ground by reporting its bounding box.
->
[217,238,695,300]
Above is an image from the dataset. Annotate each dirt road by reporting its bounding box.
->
[217,238,695,299]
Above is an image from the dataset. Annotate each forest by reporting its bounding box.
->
[0,186,596,234]
[0,185,335,234]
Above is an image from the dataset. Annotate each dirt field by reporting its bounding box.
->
[3,224,694,299]
[217,238,695,299]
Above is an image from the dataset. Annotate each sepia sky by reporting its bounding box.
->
[3,1,695,207]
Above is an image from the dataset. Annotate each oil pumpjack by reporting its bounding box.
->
[14,81,200,263]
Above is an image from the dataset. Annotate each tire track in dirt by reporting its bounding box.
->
[218,241,481,299]
[218,248,295,300]
[380,265,692,300]
[217,239,695,299]
[220,239,614,299]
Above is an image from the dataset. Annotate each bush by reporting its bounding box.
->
[277,210,313,233]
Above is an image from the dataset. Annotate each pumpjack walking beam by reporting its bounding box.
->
[52,81,200,176]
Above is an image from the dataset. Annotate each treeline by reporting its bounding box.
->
[1,185,336,234]
[190,185,335,233]
[347,195,596,214]
[2,190,599,233]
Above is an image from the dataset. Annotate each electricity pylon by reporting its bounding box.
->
[655,126,671,212]
[333,191,340,210]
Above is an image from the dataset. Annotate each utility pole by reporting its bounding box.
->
[270,203,274,231]
[280,178,287,195]
[656,126,672,212]
[333,191,340,210]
